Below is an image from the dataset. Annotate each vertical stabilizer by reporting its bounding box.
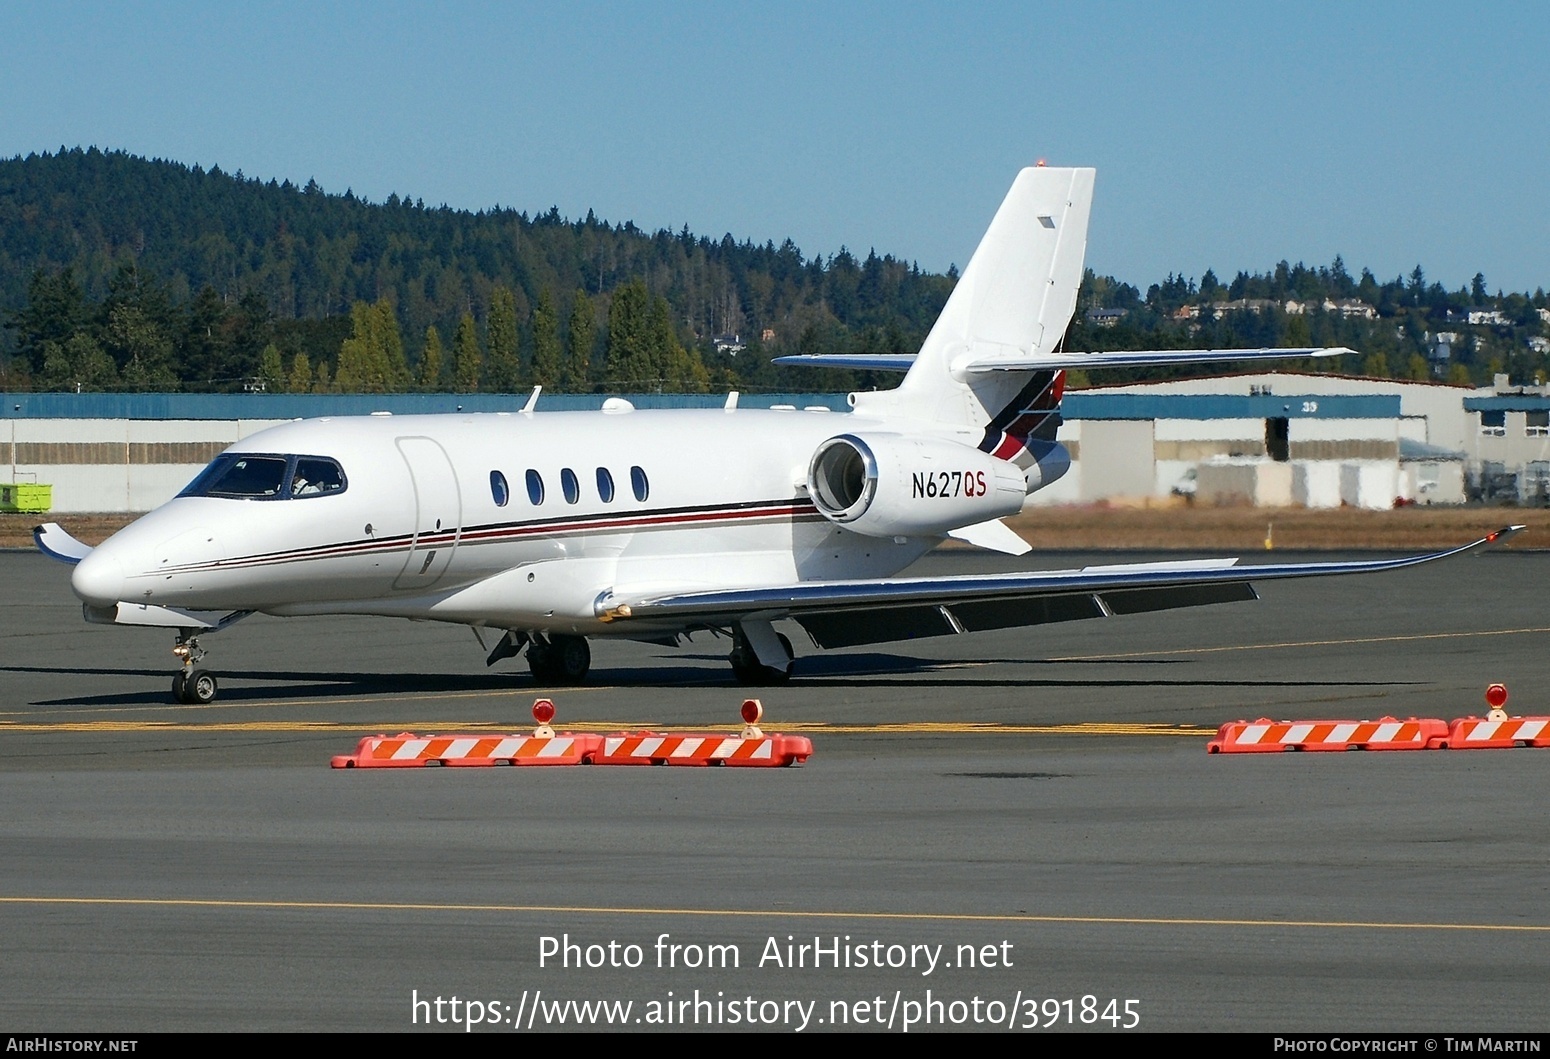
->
[855,166,1094,436]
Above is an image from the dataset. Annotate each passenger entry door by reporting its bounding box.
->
[393,436,462,590]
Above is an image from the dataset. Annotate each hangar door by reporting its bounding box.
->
[393,436,462,590]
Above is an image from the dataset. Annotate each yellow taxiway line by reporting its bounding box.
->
[0,894,1544,933]
[0,719,1214,736]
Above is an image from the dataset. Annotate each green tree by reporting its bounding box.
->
[288,351,314,393]
[485,286,522,391]
[257,343,286,392]
[39,332,117,392]
[606,279,655,386]
[418,324,445,391]
[377,300,410,391]
[8,268,88,375]
[651,292,708,392]
[335,302,379,391]
[101,265,179,391]
[530,288,561,390]
[563,289,594,391]
[453,311,481,392]
[335,299,407,392]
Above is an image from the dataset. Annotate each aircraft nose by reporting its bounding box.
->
[72,549,126,607]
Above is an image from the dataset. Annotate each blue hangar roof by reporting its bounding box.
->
[1062,393,1401,421]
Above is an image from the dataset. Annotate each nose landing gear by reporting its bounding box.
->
[171,633,219,704]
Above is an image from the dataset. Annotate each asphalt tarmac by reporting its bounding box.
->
[2,542,1548,1033]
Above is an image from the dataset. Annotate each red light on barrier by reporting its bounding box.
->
[533,698,556,725]
[1485,684,1508,710]
[741,699,764,725]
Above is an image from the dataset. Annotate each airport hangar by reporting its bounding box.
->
[2,372,1545,516]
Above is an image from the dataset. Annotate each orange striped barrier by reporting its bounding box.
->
[1207,717,1448,754]
[331,731,603,768]
[1441,716,1550,750]
[593,732,813,767]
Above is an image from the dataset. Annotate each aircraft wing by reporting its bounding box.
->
[34,522,94,565]
[596,528,1521,649]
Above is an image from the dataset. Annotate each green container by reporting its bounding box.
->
[0,484,51,513]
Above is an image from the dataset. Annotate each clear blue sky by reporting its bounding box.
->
[2,1,1546,294]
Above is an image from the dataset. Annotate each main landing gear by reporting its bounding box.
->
[729,625,794,686]
[526,633,592,685]
[171,632,219,704]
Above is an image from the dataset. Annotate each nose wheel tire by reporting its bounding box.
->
[172,669,219,704]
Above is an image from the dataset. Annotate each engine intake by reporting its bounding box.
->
[807,433,1028,539]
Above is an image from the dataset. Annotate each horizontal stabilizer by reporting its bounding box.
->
[772,354,917,372]
[962,346,1353,373]
[772,346,1351,375]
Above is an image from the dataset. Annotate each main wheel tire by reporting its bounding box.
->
[549,635,591,684]
[729,633,794,686]
[171,672,188,703]
[526,642,556,683]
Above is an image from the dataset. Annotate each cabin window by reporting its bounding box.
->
[596,467,615,503]
[630,465,649,502]
[526,469,545,505]
[561,468,580,504]
[490,470,510,507]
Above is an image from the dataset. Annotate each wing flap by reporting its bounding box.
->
[798,606,959,649]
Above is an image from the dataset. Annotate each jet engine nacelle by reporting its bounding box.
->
[806,433,1028,539]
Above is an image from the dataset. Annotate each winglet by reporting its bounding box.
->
[34,523,93,566]
[1485,525,1526,547]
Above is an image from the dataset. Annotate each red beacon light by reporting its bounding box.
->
[740,698,765,739]
[532,697,557,738]
[1485,683,1509,721]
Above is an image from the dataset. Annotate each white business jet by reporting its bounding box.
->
[36,167,1515,703]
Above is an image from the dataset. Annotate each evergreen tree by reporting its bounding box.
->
[257,343,286,392]
[530,287,561,389]
[288,352,314,393]
[606,279,655,386]
[418,324,445,391]
[377,300,410,391]
[334,302,379,391]
[8,268,88,375]
[485,286,522,391]
[453,311,481,392]
[336,299,408,392]
[563,289,594,392]
[39,332,116,392]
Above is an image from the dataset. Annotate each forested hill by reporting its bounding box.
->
[1,147,1546,394]
[0,147,949,393]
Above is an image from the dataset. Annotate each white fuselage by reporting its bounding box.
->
[71,406,965,637]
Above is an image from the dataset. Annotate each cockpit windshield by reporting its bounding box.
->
[179,454,348,500]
